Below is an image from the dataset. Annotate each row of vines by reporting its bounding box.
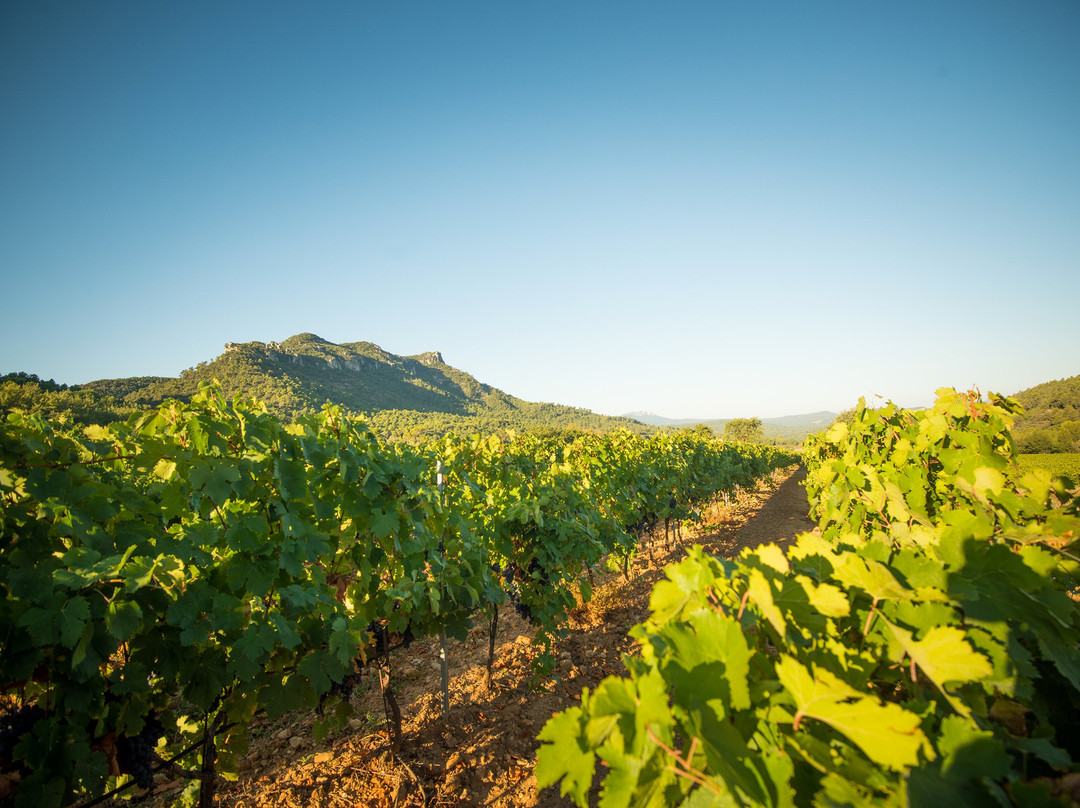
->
[0,383,795,806]
[537,388,1080,807]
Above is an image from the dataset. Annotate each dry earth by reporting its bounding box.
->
[125,465,817,808]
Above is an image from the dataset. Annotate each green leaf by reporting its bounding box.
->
[834,556,910,602]
[184,653,228,711]
[275,454,309,504]
[371,507,399,539]
[70,621,95,668]
[1034,631,1080,691]
[1007,737,1071,769]
[298,650,334,695]
[328,617,363,667]
[972,467,1005,497]
[263,674,308,720]
[805,580,850,618]
[190,460,241,504]
[106,600,143,642]
[905,768,998,808]
[657,610,752,713]
[82,424,113,442]
[236,620,277,659]
[59,596,91,648]
[649,579,692,624]
[579,577,592,603]
[885,621,993,715]
[776,656,929,771]
[18,606,60,645]
[936,715,1011,783]
[747,568,786,638]
[536,706,596,807]
[814,772,875,808]
[268,612,302,650]
[153,459,177,480]
[753,543,790,575]
[891,549,948,590]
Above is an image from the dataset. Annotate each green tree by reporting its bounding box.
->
[1056,420,1080,452]
[723,417,763,443]
[677,423,715,438]
[831,406,857,426]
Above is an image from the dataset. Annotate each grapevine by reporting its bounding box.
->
[0,383,791,805]
[537,389,1080,806]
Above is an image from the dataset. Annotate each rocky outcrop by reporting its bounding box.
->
[415,351,444,366]
[220,339,447,380]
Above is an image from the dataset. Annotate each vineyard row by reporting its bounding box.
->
[0,382,795,806]
[537,388,1080,807]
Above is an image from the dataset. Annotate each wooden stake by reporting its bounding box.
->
[439,628,450,718]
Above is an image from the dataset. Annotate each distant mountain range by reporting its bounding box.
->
[622,410,838,441]
[620,373,1080,451]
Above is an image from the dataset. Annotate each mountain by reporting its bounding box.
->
[763,412,838,430]
[621,411,686,427]
[621,410,838,442]
[3,334,653,441]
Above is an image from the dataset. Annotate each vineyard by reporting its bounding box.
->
[538,389,1080,806]
[1019,454,1080,485]
[0,384,794,807]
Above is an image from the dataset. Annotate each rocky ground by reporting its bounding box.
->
[133,465,817,808]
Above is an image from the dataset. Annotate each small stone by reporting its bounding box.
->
[275,729,291,740]
[314,751,334,765]
[289,736,305,750]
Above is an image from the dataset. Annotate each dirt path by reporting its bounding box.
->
[139,465,817,808]
[696,464,818,554]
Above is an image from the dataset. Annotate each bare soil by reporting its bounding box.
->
[143,465,817,808]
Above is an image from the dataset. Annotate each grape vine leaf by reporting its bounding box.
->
[59,596,91,648]
[105,600,143,642]
[747,568,786,638]
[536,705,595,807]
[885,621,993,706]
[936,715,1011,782]
[835,556,910,602]
[776,656,929,771]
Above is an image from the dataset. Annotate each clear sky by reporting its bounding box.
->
[2,1,1077,419]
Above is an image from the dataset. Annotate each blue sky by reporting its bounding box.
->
[2,1,1077,419]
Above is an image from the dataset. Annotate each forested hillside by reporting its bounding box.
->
[1,335,652,440]
[0,372,144,425]
[1011,374,1080,452]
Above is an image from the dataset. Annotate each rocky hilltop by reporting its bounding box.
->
[73,334,652,440]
